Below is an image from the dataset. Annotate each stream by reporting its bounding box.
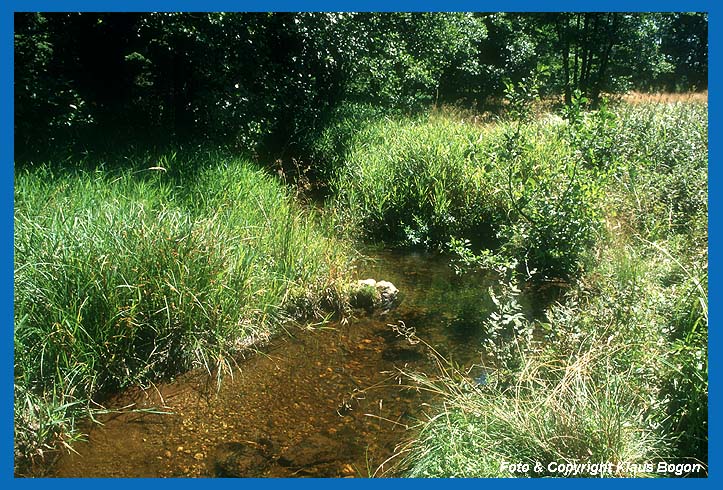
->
[42,249,517,478]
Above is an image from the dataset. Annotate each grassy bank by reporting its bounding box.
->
[399,100,707,477]
[329,106,603,280]
[397,233,707,477]
[14,155,353,469]
[321,98,707,476]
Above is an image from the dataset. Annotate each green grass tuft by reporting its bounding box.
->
[14,155,353,468]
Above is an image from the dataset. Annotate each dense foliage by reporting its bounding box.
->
[397,99,707,477]
[15,12,707,162]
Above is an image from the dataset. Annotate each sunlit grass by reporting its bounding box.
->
[385,100,707,477]
[14,155,353,469]
[398,344,667,478]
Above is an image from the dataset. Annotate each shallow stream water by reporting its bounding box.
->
[42,249,508,478]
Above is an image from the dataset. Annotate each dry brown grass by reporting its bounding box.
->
[618,90,708,105]
[433,91,707,125]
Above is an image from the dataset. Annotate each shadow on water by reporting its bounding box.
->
[40,248,540,478]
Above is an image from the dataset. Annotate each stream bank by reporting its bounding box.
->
[40,249,502,478]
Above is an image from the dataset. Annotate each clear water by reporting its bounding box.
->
[43,249,508,478]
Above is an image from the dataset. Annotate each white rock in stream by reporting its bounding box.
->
[351,278,399,310]
[375,280,399,306]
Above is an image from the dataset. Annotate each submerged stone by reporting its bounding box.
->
[277,434,344,469]
[212,440,274,477]
[474,371,488,386]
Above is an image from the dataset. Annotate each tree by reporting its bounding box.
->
[552,12,624,105]
[661,12,708,91]
[14,12,708,162]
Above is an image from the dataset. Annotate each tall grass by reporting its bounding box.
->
[333,115,506,247]
[14,155,352,467]
[609,101,708,241]
[389,99,707,477]
[332,110,603,279]
[399,344,666,478]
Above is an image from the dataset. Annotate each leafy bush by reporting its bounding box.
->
[563,92,619,169]
[498,151,603,280]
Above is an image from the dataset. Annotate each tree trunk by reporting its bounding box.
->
[591,13,619,106]
[572,13,581,90]
[579,13,592,96]
[557,14,572,104]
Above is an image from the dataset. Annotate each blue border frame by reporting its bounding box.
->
[2,1,718,12]
[1,0,717,487]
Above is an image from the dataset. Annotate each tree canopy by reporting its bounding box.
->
[14,12,707,160]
